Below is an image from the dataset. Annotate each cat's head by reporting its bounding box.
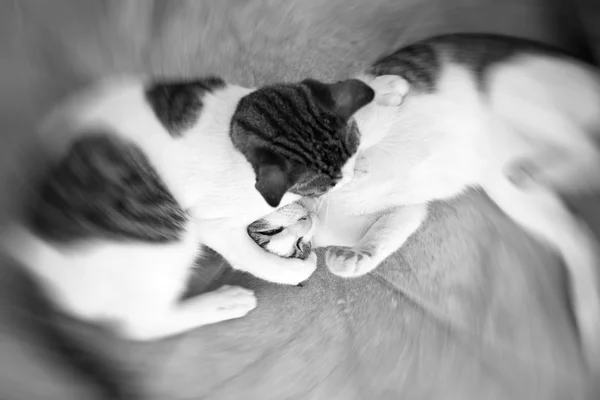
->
[247,202,315,259]
[230,78,375,208]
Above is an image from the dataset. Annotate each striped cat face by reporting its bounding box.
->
[230,78,375,208]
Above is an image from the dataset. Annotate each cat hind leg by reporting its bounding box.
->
[505,144,600,195]
[482,172,600,380]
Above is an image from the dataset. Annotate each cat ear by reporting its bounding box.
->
[253,148,297,208]
[302,78,375,120]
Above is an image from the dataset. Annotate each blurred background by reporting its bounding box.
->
[0,1,599,399]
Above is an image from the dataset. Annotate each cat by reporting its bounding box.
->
[0,74,376,343]
[249,33,600,381]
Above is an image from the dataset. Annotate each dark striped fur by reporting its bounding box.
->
[145,76,226,137]
[368,33,579,92]
[234,81,358,177]
[230,78,374,205]
[26,132,187,245]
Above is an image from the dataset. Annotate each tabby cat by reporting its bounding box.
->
[251,33,600,381]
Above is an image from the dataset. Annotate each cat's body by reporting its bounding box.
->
[254,34,600,380]
[1,75,375,342]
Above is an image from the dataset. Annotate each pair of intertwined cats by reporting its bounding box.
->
[3,33,600,377]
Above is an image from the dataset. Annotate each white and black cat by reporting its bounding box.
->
[0,75,384,400]
[1,75,376,343]
[251,33,600,381]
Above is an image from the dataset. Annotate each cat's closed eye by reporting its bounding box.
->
[258,227,284,236]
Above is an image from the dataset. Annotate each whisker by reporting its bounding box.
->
[317,197,326,214]
[310,197,324,215]
[308,198,322,214]
[324,196,331,228]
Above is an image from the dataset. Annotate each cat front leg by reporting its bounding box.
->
[116,285,257,341]
[199,220,317,285]
[326,204,428,278]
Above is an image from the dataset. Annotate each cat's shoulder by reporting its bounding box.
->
[366,33,586,92]
[23,76,225,247]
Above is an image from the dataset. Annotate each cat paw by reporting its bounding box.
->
[505,159,539,189]
[325,246,374,278]
[274,252,318,285]
[204,285,257,319]
[370,75,410,107]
